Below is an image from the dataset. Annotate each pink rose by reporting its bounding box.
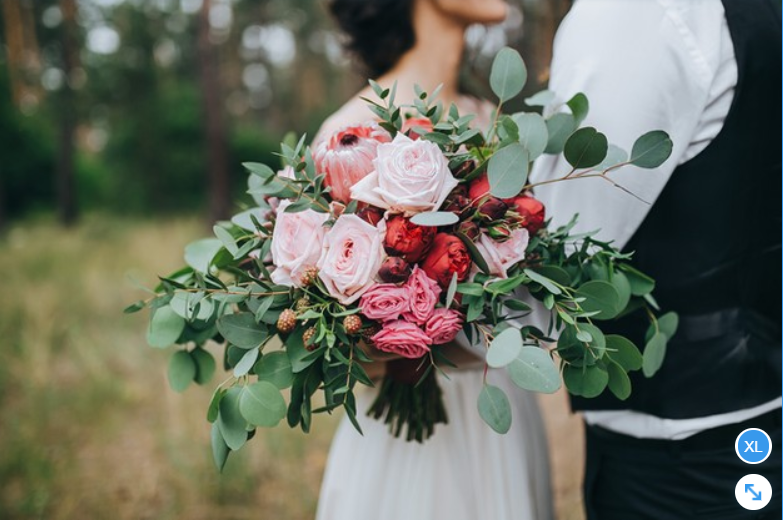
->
[317,214,385,304]
[402,266,441,325]
[270,200,328,286]
[371,320,432,359]
[359,284,411,322]
[475,228,530,279]
[313,123,391,203]
[350,133,459,215]
[424,308,464,345]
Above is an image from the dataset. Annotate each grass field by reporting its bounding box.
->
[0,215,584,520]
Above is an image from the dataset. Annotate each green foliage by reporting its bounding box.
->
[490,48,528,103]
[478,385,512,434]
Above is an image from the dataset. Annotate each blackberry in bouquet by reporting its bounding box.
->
[129,48,677,469]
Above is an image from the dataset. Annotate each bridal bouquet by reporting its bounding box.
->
[128,48,677,470]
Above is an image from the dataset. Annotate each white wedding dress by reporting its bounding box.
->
[316,366,554,520]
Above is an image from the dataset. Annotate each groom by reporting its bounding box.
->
[530,0,781,518]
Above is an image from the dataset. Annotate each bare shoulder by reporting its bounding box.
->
[314,89,380,144]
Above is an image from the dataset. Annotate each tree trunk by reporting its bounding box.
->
[57,0,78,226]
[197,0,231,222]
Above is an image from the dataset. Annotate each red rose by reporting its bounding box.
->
[505,195,546,235]
[378,257,412,283]
[357,206,384,226]
[384,215,436,263]
[401,117,434,140]
[468,173,507,221]
[468,172,491,201]
[421,233,473,288]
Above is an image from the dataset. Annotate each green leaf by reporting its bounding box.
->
[243,162,275,178]
[575,280,622,320]
[630,130,673,168]
[524,89,555,107]
[239,381,287,427]
[218,387,248,451]
[211,422,230,473]
[168,350,197,392]
[456,282,485,297]
[456,232,490,275]
[488,143,529,199]
[478,385,512,434]
[508,347,561,393]
[563,364,609,398]
[184,238,223,273]
[490,47,527,102]
[524,268,562,295]
[192,348,216,385]
[207,387,224,423]
[658,312,679,340]
[556,324,606,366]
[610,271,632,312]
[642,332,667,377]
[511,113,548,160]
[410,211,460,227]
[619,264,656,296]
[216,313,268,349]
[596,144,628,171]
[487,328,523,368]
[566,93,589,125]
[124,301,146,314]
[253,351,294,389]
[147,305,186,348]
[445,272,459,309]
[170,292,213,322]
[544,113,576,154]
[504,299,531,312]
[564,127,608,169]
[286,328,319,373]
[233,348,259,377]
[607,362,632,400]
[605,335,643,371]
[213,225,239,256]
[248,173,297,198]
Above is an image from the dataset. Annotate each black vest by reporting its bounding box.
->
[572,0,782,418]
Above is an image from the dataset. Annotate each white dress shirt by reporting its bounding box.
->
[529,0,781,439]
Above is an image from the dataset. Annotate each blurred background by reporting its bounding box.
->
[0,1,582,519]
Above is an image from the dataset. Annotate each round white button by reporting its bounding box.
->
[734,474,772,511]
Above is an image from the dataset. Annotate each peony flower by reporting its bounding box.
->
[475,228,530,279]
[401,116,434,140]
[402,266,441,325]
[313,123,391,203]
[350,133,459,215]
[505,195,546,235]
[359,284,411,322]
[378,257,412,283]
[383,215,436,263]
[424,308,464,345]
[371,320,432,359]
[270,200,328,287]
[317,214,385,304]
[421,233,473,288]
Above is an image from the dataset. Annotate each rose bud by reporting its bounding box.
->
[456,221,480,241]
[378,257,412,284]
[401,116,434,140]
[441,185,470,214]
[451,159,476,179]
[313,123,391,203]
[487,223,513,242]
[384,215,436,263]
[357,206,384,226]
[475,196,508,223]
[421,233,473,288]
[505,195,546,235]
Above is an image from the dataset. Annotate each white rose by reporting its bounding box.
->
[475,228,530,279]
[270,200,328,286]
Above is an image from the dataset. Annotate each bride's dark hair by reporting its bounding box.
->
[328,0,415,77]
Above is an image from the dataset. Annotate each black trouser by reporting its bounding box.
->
[583,408,782,520]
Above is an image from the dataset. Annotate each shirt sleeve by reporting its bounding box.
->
[529,0,719,249]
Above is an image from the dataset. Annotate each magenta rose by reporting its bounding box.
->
[359,284,411,322]
[402,266,441,325]
[371,320,432,359]
[317,214,385,304]
[424,308,464,345]
[313,123,391,203]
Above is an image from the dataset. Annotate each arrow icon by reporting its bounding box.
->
[745,484,762,501]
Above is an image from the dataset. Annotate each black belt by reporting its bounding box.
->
[586,407,782,452]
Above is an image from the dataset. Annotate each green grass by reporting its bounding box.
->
[0,215,337,520]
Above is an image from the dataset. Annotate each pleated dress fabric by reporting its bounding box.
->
[315,367,554,520]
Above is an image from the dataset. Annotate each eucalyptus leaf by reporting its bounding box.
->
[184,238,223,273]
[642,332,667,377]
[233,348,260,377]
[607,362,632,400]
[217,313,268,349]
[490,47,527,102]
[410,211,460,227]
[192,347,216,385]
[213,225,239,256]
[511,113,548,160]
[566,93,589,125]
[488,143,529,199]
[544,113,577,154]
[563,364,609,398]
[605,335,643,371]
[445,272,458,309]
[239,381,287,427]
[575,280,622,320]
[243,162,275,178]
[218,387,248,451]
[597,144,629,171]
[211,422,230,473]
[523,268,562,295]
[478,385,512,434]
[487,328,523,368]
[168,350,197,392]
[621,264,656,296]
[658,312,679,340]
[147,305,186,348]
[254,351,294,389]
[231,208,267,232]
[630,131,673,168]
[508,347,561,393]
[524,89,555,107]
[564,127,608,169]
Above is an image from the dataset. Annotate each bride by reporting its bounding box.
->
[313,1,554,520]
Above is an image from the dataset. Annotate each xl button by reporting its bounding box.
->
[735,428,772,464]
